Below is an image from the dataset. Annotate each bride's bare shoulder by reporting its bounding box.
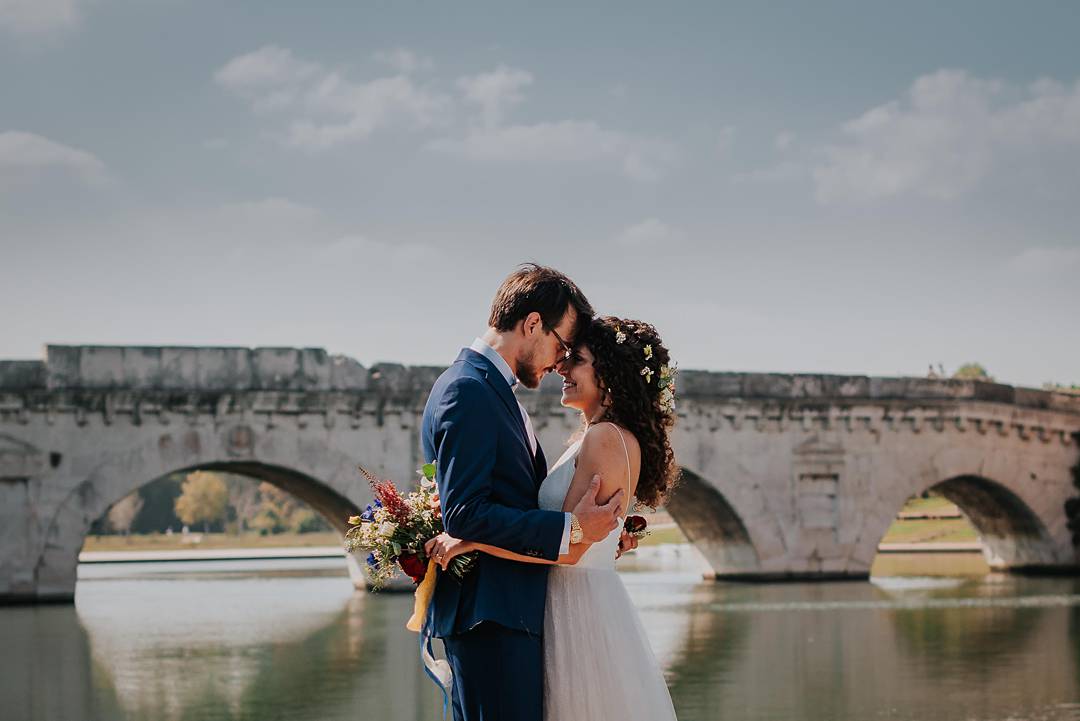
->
[579,422,640,463]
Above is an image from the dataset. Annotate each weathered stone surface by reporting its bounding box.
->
[1,344,1079,601]
[0,361,45,389]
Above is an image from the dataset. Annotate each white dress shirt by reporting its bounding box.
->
[469,337,573,555]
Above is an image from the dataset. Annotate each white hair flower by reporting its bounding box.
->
[640,366,654,383]
[657,363,677,414]
[615,329,627,344]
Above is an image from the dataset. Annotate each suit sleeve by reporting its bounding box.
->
[434,377,565,561]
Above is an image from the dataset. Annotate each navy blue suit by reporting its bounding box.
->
[421,348,566,721]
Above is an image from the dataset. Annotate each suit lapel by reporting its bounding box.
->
[459,349,534,467]
[533,443,548,488]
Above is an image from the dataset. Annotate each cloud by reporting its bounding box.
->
[316,234,436,265]
[457,65,533,128]
[774,131,795,151]
[0,130,107,186]
[813,69,1080,204]
[717,126,736,155]
[374,48,434,75]
[0,0,80,35]
[730,160,803,185]
[215,45,449,150]
[1007,246,1080,275]
[215,45,319,100]
[218,197,323,227]
[616,218,683,246]
[429,120,676,181]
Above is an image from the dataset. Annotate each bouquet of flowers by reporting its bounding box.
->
[344,463,477,588]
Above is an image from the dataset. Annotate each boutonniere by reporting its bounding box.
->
[624,515,648,539]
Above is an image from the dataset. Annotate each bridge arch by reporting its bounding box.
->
[666,467,761,577]
[35,427,377,601]
[860,472,1060,573]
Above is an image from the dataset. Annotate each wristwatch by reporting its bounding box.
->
[569,514,584,544]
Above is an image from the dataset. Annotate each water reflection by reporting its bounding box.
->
[2,553,1079,721]
[74,559,444,721]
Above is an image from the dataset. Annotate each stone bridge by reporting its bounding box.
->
[1,345,1078,602]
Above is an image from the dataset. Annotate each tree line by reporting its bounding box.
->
[92,471,333,536]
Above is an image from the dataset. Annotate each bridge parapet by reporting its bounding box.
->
[3,346,1078,416]
[1,345,1078,601]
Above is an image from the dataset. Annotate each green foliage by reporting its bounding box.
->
[93,471,334,536]
[952,363,993,381]
[174,471,229,531]
[1043,382,1080,394]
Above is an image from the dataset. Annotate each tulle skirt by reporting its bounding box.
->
[543,566,679,721]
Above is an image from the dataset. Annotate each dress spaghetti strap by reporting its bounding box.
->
[603,422,633,504]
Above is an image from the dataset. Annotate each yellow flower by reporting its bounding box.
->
[643,344,653,360]
[348,515,361,525]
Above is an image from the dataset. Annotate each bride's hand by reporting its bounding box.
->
[425,532,473,570]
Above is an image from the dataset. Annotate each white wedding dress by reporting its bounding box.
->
[538,427,679,721]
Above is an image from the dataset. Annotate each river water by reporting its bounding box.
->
[3,547,1079,721]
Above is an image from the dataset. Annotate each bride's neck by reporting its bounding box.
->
[582,403,606,426]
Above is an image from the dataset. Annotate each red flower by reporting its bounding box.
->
[359,466,411,524]
[624,515,648,534]
[398,552,427,584]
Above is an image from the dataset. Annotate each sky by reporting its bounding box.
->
[2,0,1078,388]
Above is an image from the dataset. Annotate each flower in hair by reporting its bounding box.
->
[615,328,627,344]
[643,344,653,360]
[640,365,654,383]
[657,363,677,414]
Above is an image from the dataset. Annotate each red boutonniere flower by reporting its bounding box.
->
[624,515,648,539]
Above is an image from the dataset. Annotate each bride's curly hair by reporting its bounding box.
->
[576,316,678,508]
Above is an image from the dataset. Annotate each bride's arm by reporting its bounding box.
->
[428,425,632,568]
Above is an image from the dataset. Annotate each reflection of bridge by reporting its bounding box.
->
[1,345,1078,602]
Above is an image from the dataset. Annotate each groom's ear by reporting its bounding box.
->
[521,311,543,337]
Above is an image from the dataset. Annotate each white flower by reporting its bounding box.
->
[640,366,654,383]
[615,331,627,344]
[378,521,397,538]
[659,387,675,414]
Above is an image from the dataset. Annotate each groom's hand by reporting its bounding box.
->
[572,475,624,543]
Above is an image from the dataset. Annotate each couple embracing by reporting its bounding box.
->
[421,264,679,721]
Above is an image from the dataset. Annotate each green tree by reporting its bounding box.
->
[174,471,229,532]
[952,363,993,381]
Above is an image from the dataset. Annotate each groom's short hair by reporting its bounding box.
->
[489,263,594,335]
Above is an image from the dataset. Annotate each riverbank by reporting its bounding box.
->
[81,501,982,566]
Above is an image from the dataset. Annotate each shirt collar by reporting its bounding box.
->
[469,337,518,389]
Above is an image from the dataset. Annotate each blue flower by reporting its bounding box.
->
[360,504,376,522]
[366,553,377,568]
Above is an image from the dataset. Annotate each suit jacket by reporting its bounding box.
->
[421,347,566,638]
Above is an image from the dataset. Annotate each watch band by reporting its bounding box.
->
[569,514,584,544]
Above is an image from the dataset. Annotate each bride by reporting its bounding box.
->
[427,315,680,721]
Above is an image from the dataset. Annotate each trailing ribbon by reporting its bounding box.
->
[407,558,451,717]
[406,557,438,632]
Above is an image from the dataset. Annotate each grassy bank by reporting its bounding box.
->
[83,497,978,553]
[83,531,341,552]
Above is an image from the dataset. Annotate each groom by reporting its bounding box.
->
[421,264,626,721]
